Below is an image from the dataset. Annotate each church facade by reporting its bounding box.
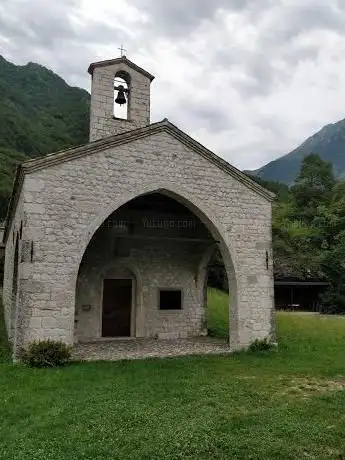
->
[2,56,275,358]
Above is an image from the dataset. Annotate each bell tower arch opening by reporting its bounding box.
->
[114,70,130,120]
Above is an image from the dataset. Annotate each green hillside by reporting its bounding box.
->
[0,55,90,219]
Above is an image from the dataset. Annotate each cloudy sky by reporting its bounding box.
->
[1,0,345,170]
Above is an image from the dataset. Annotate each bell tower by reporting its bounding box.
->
[88,56,155,142]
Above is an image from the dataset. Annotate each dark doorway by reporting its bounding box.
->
[102,278,132,337]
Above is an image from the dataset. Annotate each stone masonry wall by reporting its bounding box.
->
[89,62,151,142]
[2,188,24,344]
[13,130,274,352]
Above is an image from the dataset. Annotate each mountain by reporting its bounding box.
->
[254,119,345,184]
[0,55,90,219]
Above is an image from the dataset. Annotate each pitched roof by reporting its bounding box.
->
[3,119,275,243]
[88,56,155,81]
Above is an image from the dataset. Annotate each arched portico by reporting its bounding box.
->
[74,187,237,345]
[75,182,238,269]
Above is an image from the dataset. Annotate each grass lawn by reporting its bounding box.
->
[1,289,345,459]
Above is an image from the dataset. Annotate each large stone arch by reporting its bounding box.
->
[76,182,238,270]
[73,183,238,346]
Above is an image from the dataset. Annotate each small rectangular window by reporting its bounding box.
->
[159,289,182,310]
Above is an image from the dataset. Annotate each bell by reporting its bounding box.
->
[115,85,127,105]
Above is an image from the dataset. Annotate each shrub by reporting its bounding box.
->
[319,290,345,315]
[22,339,72,368]
[248,337,274,352]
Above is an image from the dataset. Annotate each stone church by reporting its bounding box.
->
[2,56,275,359]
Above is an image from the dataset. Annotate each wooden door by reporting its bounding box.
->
[102,278,132,337]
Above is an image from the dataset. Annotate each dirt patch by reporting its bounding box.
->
[280,377,345,398]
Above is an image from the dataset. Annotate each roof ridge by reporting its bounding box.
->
[162,121,275,202]
[22,119,168,171]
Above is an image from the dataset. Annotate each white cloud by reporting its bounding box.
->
[1,0,345,170]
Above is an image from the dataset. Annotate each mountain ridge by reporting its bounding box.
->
[0,54,90,218]
[253,118,345,184]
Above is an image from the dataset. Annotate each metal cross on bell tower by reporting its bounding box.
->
[118,44,127,57]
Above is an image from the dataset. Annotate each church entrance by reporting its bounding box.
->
[102,278,132,337]
[74,191,235,344]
